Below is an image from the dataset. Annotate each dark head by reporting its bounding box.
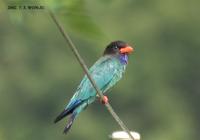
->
[103,41,134,55]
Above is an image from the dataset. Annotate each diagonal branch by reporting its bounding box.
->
[48,9,135,140]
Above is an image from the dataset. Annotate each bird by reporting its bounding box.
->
[54,40,134,134]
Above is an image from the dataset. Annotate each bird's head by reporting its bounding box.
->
[103,41,134,56]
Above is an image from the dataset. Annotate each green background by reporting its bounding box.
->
[0,0,200,140]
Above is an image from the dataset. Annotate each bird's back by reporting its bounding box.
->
[66,55,127,109]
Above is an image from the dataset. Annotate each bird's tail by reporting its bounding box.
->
[54,99,83,123]
[54,109,71,123]
[63,102,87,134]
[63,112,77,134]
[54,101,87,134]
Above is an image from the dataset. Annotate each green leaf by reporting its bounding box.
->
[48,0,104,39]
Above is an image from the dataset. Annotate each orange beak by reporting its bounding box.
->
[120,45,134,54]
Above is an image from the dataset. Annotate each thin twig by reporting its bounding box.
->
[48,10,135,140]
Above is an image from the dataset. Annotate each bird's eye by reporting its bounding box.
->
[114,46,118,50]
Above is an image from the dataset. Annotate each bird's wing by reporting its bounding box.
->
[68,56,125,105]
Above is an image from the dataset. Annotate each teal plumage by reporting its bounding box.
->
[54,41,133,133]
[70,55,126,104]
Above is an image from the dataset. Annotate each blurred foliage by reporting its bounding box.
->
[3,0,104,39]
[0,0,200,140]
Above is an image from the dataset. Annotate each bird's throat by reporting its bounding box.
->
[119,54,128,64]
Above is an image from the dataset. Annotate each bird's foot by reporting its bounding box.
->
[100,96,109,104]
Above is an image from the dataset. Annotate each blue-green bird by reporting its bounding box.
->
[54,41,134,133]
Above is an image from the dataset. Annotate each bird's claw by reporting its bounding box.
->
[100,96,109,104]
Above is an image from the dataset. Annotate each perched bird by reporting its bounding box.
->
[54,41,134,133]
